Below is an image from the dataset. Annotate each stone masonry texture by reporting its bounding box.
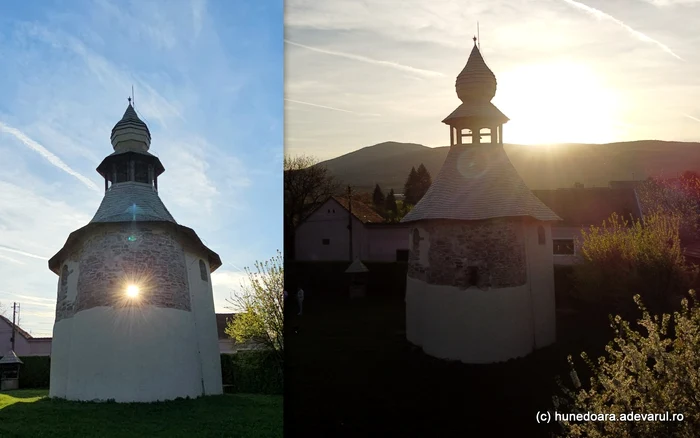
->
[55,224,191,322]
[408,219,527,290]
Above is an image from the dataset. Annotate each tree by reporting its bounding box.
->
[225,251,284,372]
[637,173,700,242]
[385,189,398,216]
[574,211,697,316]
[372,184,385,212]
[284,155,340,259]
[403,167,419,205]
[554,292,700,437]
[415,163,432,202]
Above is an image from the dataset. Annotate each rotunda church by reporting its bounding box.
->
[401,39,562,364]
[48,101,224,402]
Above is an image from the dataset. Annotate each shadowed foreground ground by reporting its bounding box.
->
[0,389,282,438]
[285,296,612,437]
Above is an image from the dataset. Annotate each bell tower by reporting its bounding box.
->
[444,37,509,147]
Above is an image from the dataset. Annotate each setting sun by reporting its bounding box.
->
[494,61,622,146]
[126,284,140,298]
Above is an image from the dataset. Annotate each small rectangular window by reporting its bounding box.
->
[396,249,409,262]
[322,238,330,245]
[553,239,575,255]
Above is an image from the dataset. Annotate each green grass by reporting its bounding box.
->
[0,389,282,438]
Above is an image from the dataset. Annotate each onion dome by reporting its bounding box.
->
[455,37,497,103]
[110,99,151,153]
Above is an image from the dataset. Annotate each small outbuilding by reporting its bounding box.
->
[345,258,370,299]
[0,350,23,391]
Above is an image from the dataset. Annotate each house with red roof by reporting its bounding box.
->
[295,196,410,262]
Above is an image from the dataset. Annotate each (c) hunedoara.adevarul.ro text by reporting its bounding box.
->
[535,411,685,423]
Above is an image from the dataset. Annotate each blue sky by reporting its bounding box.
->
[0,0,282,336]
[285,0,700,160]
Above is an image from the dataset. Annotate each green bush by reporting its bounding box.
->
[574,211,697,316]
[231,350,282,395]
[12,353,280,395]
[18,355,51,388]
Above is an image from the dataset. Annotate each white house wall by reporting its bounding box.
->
[366,226,410,261]
[523,222,557,348]
[184,251,224,396]
[0,318,31,356]
[295,199,367,261]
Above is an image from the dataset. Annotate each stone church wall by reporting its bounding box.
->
[55,224,190,322]
[407,219,527,289]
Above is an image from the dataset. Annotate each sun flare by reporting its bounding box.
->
[495,61,622,146]
[126,284,140,298]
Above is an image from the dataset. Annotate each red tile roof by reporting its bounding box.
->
[0,315,33,340]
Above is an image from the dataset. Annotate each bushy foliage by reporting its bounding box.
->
[385,189,398,215]
[226,252,284,372]
[231,350,282,395]
[574,211,697,315]
[554,292,700,437]
[637,172,700,241]
[18,356,51,388]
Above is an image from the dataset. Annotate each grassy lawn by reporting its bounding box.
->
[0,389,282,438]
[285,296,615,437]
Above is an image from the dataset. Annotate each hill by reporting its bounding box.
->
[319,140,700,193]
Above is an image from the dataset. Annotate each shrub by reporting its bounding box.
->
[18,356,51,388]
[574,211,697,315]
[231,350,282,395]
[13,353,281,395]
[554,292,700,437]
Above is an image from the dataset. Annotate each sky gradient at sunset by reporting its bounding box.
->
[285,0,700,160]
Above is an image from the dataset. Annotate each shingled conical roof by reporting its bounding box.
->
[401,144,561,222]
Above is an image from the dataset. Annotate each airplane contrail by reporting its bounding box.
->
[0,121,101,192]
[683,113,700,124]
[285,99,381,116]
[285,40,445,78]
[0,245,49,261]
[560,0,683,60]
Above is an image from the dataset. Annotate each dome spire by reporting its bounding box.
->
[455,39,497,104]
[110,98,151,153]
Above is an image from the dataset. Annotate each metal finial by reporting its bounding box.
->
[128,96,132,105]
[473,35,477,45]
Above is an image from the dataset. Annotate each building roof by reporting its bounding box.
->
[532,187,642,227]
[91,182,176,223]
[333,196,385,224]
[442,101,509,125]
[0,350,23,365]
[0,315,33,340]
[345,258,369,273]
[216,313,234,340]
[402,144,561,223]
